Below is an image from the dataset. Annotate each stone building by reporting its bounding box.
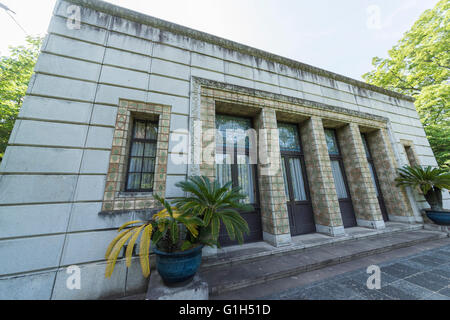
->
[0,0,448,299]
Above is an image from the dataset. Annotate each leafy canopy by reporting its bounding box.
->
[363,0,449,168]
[0,36,42,160]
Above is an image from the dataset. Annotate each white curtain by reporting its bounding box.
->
[281,158,290,199]
[289,158,307,201]
[331,160,348,199]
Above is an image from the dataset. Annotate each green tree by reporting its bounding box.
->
[363,0,449,168]
[0,36,42,161]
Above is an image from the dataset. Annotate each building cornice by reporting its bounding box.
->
[64,0,415,102]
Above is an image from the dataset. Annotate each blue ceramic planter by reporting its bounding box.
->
[154,245,204,285]
[426,210,450,226]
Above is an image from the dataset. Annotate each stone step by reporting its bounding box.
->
[201,222,423,271]
[200,229,447,296]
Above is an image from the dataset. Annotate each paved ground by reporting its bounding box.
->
[213,238,450,300]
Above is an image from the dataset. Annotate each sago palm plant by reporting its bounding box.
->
[104,194,203,278]
[173,175,251,248]
[395,165,450,211]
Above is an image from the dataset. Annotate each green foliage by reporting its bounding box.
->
[0,36,42,159]
[104,195,203,278]
[173,175,251,248]
[395,165,450,195]
[363,0,449,168]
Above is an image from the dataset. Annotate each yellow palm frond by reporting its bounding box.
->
[105,230,134,278]
[104,228,134,259]
[139,224,153,278]
[118,220,144,232]
[125,225,145,268]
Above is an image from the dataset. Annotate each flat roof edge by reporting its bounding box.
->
[64,0,415,102]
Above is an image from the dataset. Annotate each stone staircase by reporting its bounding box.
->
[115,223,448,300]
[199,226,448,297]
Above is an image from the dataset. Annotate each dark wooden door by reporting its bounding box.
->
[278,123,316,236]
[281,155,316,236]
[325,129,357,228]
[215,114,263,247]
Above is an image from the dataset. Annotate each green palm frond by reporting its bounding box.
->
[173,175,251,246]
[395,165,450,195]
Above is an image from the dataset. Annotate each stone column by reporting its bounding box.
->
[300,117,345,236]
[336,123,385,229]
[199,95,216,181]
[256,108,291,247]
[367,129,415,222]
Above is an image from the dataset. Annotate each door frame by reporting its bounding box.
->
[215,114,263,246]
[279,123,316,236]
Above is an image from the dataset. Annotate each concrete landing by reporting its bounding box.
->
[200,227,447,297]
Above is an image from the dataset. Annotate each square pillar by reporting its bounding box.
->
[336,123,385,229]
[300,117,345,236]
[199,96,216,181]
[367,129,415,222]
[256,108,291,247]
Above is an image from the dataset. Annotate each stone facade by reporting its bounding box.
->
[337,123,384,228]
[0,0,447,300]
[300,117,344,236]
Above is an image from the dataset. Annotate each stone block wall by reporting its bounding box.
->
[0,0,443,300]
[337,123,384,228]
[300,117,344,236]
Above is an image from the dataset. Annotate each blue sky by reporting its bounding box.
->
[0,0,439,80]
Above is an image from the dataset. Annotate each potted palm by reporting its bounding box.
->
[395,165,450,225]
[104,176,250,285]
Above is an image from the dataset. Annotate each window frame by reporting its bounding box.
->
[215,114,260,206]
[278,122,311,203]
[325,128,352,201]
[125,119,159,193]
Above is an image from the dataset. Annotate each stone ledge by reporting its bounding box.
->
[201,222,422,269]
[146,272,208,300]
[200,229,446,296]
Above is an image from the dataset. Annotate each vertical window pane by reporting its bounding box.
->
[281,157,290,200]
[369,162,379,197]
[134,121,146,139]
[215,114,252,149]
[278,123,301,152]
[325,129,339,155]
[331,160,348,199]
[131,142,145,156]
[215,164,232,186]
[142,158,155,173]
[146,122,158,140]
[144,143,157,157]
[141,173,154,190]
[127,173,141,190]
[129,157,142,172]
[237,156,255,204]
[289,158,307,201]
